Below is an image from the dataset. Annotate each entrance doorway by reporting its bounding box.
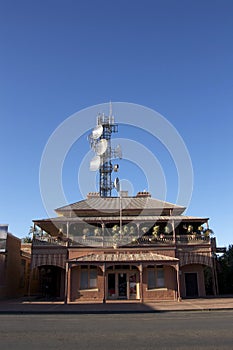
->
[107,268,139,300]
[39,266,65,299]
[185,273,198,297]
[108,273,116,298]
[118,273,127,298]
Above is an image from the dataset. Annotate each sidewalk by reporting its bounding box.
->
[1,296,233,314]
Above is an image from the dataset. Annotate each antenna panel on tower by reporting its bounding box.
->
[115,145,122,159]
[92,125,103,139]
[90,155,101,171]
[114,177,120,192]
[95,139,108,155]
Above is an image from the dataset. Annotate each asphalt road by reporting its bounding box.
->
[0,311,233,350]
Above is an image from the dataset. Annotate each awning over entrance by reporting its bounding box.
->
[178,252,213,267]
[31,253,66,269]
[69,251,179,264]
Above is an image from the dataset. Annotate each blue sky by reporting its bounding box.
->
[0,0,233,247]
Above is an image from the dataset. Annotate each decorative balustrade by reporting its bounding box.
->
[176,235,210,244]
[33,236,67,246]
[71,236,133,247]
[33,233,210,247]
[135,235,174,244]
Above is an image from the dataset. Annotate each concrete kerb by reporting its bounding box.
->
[1,297,233,315]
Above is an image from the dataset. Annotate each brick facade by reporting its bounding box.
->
[31,193,218,303]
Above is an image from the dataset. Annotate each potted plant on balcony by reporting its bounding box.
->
[94,227,101,236]
[187,224,196,239]
[187,225,193,234]
[82,228,89,239]
[203,228,214,238]
[141,226,149,235]
[128,226,138,244]
[196,225,203,238]
[112,224,120,241]
[164,224,173,235]
[152,225,160,240]
[123,225,129,236]
[129,225,136,236]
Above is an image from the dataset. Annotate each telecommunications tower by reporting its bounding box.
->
[89,104,122,197]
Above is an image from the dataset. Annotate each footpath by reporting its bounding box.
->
[1,296,233,314]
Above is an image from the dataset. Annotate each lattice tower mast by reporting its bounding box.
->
[97,108,118,197]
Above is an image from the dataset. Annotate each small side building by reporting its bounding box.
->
[0,225,31,299]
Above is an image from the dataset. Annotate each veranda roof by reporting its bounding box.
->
[33,215,209,236]
[69,251,179,264]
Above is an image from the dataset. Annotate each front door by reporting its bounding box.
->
[107,270,139,300]
[108,273,116,298]
[185,273,198,297]
[118,273,127,298]
[129,273,137,299]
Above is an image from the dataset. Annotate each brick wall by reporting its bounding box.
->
[142,265,177,301]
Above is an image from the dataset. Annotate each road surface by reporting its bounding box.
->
[0,310,233,349]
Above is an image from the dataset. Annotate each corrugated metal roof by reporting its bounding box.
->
[34,215,208,223]
[69,252,179,263]
[55,196,185,214]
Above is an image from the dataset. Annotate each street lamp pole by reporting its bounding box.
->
[119,190,122,241]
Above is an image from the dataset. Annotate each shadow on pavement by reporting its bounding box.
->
[1,295,233,314]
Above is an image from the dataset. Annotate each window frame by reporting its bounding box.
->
[147,266,165,290]
[79,265,98,290]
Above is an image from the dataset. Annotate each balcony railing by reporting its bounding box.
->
[176,235,210,244]
[33,233,210,247]
[33,236,67,246]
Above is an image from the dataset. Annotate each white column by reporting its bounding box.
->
[139,264,143,303]
[102,263,106,303]
[176,264,181,301]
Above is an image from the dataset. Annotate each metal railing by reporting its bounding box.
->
[176,235,210,244]
[33,236,67,246]
[33,233,210,247]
